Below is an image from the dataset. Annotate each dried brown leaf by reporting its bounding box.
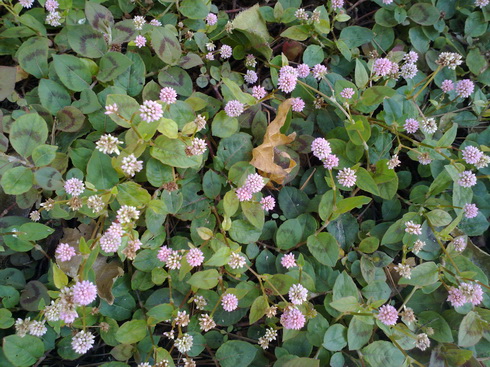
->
[250,99,296,184]
[93,257,124,305]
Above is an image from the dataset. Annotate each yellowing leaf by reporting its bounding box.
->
[250,99,296,184]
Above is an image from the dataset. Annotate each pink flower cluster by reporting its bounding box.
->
[281,254,297,268]
[186,248,204,267]
[463,203,479,219]
[278,66,298,93]
[55,243,76,262]
[236,173,266,202]
[224,100,245,117]
[157,245,182,270]
[311,137,340,171]
[72,280,98,306]
[377,304,398,325]
[221,293,238,312]
[447,282,484,307]
[373,58,398,77]
[280,307,306,330]
[100,222,124,253]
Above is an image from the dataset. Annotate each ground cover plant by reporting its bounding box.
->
[0,0,490,366]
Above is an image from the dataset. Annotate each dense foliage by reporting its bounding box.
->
[1,0,490,366]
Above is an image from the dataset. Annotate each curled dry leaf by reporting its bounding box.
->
[93,256,124,305]
[250,99,297,184]
[57,222,96,278]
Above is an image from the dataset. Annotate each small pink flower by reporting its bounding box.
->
[251,85,267,100]
[277,73,297,93]
[296,64,310,78]
[205,13,218,26]
[104,103,118,115]
[221,293,238,312]
[245,173,265,193]
[312,64,327,80]
[45,0,59,12]
[340,88,355,99]
[159,87,177,104]
[441,80,454,93]
[220,45,232,59]
[404,118,419,133]
[288,284,308,305]
[186,248,204,267]
[311,138,331,160]
[56,243,76,262]
[337,168,357,187]
[373,58,393,76]
[260,196,275,211]
[405,221,422,235]
[157,245,172,262]
[134,35,146,48]
[458,171,477,188]
[403,51,418,64]
[72,280,97,306]
[281,254,296,269]
[291,97,305,112]
[236,186,253,202]
[377,304,398,325]
[447,287,466,307]
[280,307,306,330]
[64,178,85,197]
[462,146,483,165]
[139,100,163,122]
[455,79,474,98]
[463,203,479,219]
[332,0,344,9]
[323,154,339,170]
[224,100,244,117]
[244,70,258,84]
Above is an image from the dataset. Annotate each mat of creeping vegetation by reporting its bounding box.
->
[0,0,490,366]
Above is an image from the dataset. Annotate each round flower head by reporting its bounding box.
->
[288,284,308,305]
[46,11,62,27]
[463,203,479,219]
[199,314,216,332]
[244,70,258,84]
[245,173,265,193]
[236,186,253,202]
[291,97,305,112]
[64,178,85,197]
[394,263,412,279]
[323,154,339,170]
[252,85,267,100]
[311,137,331,160]
[72,330,95,354]
[157,245,172,262]
[139,100,163,122]
[295,8,309,20]
[281,254,297,269]
[186,248,204,267]
[416,333,430,351]
[20,0,35,8]
[462,146,483,165]
[337,168,357,188]
[332,0,344,9]
[400,63,418,79]
[403,51,418,64]
[387,154,401,169]
[436,52,463,70]
[405,221,422,235]
[96,133,122,155]
[418,152,432,165]
[452,236,467,252]
[121,154,143,177]
[150,19,162,26]
[373,58,393,76]
[458,171,477,188]
[296,64,310,78]
[133,16,145,30]
[412,239,426,254]
[245,54,257,68]
[277,72,298,93]
[260,196,275,211]
[377,304,398,325]
[228,253,246,269]
[72,280,97,306]
[175,334,193,353]
[404,118,419,133]
[455,79,475,98]
[188,138,207,156]
[134,35,146,48]
[420,118,437,134]
[340,88,355,99]
[159,87,178,104]
[45,0,59,12]
[224,100,244,117]
[447,287,466,307]
[441,80,454,93]
[221,293,239,312]
[280,307,306,330]
[30,210,41,222]
[56,243,76,262]
[116,205,140,224]
[205,13,218,26]
[312,64,327,80]
[220,45,232,59]
[29,320,47,337]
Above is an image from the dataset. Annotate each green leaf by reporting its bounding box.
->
[39,79,71,115]
[229,219,262,244]
[34,167,63,190]
[0,308,14,329]
[361,86,396,106]
[53,54,92,92]
[114,52,146,97]
[147,304,174,324]
[9,113,48,158]
[17,37,49,78]
[281,25,310,41]
[418,311,453,343]
[333,272,358,301]
[115,320,147,344]
[52,262,68,289]
[0,167,33,195]
[458,311,484,347]
[67,24,108,58]
[345,117,371,145]
[335,196,372,215]
[32,145,57,167]
[323,324,347,351]
[283,358,319,367]
[187,269,220,289]
[339,26,373,48]
[152,27,182,65]
[18,223,54,241]
[264,274,296,295]
[0,66,16,101]
[276,219,302,250]
[117,182,151,207]
[355,59,369,88]
[216,341,257,367]
[179,0,210,19]
[464,11,487,37]
[399,262,439,287]
[241,201,265,229]
[151,136,202,169]
[222,78,256,106]
[278,187,309,219]
[362,341,405,366]
[85,1,114,33]
[3,335,44,367]
[212,111,239,138]
[348,316,373,350]
[105,94,139,128]
[426,209,452,227]
[355,168,380,196]
[359,237,379,253]
[97,52,134,83]
[56,106,85,132]
[407,3,441,26]
[249,296,268,324]
[232,3,272,43]
[158,66,192,97]
[330,296,360,312]
[86,150,119,190]
[205,247,231,267]
[306,233,339,266]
